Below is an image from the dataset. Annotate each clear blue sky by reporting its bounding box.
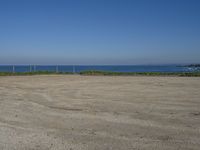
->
[0,0,200,65]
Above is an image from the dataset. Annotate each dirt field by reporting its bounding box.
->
[0,75,200,150]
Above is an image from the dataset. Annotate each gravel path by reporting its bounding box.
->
[0,75,200,150]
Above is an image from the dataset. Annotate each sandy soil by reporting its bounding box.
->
[0,75,200,150]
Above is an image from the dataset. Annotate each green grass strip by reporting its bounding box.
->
[80,70,200,77]
[0,70,200,77]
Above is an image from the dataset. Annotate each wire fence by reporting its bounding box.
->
[0,65,77,73]
[0,65,199,73]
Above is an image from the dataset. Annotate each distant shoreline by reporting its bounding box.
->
[0,71,200,77]
[177,64,200,67]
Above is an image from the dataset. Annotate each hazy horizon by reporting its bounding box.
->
[0,63,198,66]
[1,0,200,65]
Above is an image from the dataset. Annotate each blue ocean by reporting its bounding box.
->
[0,65,199,73]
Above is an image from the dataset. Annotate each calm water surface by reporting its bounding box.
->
[0,65,199,73]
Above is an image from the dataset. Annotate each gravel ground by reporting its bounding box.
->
[0,75,200,150]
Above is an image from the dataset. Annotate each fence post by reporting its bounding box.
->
[12,65,15,73]
[30,65,32,72]
[73,65,75,74]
